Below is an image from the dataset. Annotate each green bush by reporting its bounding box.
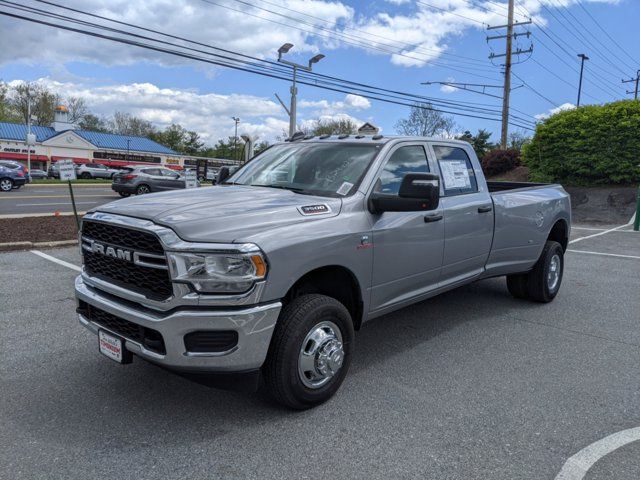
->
[481,149,521,176]
[522,100,640,186]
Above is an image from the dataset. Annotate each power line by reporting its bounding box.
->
[0,6,536,130]
[575,0,638,66]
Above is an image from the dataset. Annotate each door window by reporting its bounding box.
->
[433,146,478,196]
[143,168,162,176]
[374,145,429,195]
[160,169,179,178]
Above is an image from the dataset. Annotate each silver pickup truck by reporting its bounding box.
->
[75,135,571,409]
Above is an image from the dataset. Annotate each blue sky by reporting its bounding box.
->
[0,0,637,146]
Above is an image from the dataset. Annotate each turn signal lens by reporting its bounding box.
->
[251,254,267,278]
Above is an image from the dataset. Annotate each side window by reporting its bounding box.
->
[161,169,178,177]
[375,145,429,195]
[433,146,478,196]
[143,168,161,176]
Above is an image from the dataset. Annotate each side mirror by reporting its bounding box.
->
[369,173,440,214]
[217,166,230,184]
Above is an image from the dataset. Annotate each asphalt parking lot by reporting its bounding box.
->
[1,224,639,479]
[0,185,118,216]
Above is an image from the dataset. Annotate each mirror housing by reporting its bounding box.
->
[217,166,230,185]
[369,173,440,214]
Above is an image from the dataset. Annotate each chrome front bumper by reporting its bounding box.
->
[75,276,281,372]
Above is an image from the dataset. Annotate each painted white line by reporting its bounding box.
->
[0,194,111,200]
[571,226,607,231]
[0,211,87,219]
[568,249,640,260]
[15,201,97,206]
[569,222,633,244]
[555,427,640,479]
[30,250,81,272]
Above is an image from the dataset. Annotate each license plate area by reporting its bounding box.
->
[99,329,133,364]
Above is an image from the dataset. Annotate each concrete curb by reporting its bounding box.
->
[0,239,78,252]
[27,183,112,187]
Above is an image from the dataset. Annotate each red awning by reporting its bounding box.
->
[0,152,49,162]
[51,156,90,164]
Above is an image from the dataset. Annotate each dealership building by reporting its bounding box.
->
[0,106,241,171]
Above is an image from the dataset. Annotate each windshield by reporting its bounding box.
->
[228,142,382,197]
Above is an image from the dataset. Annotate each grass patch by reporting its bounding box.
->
[31,178,112,184]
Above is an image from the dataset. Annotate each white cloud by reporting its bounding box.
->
[0,0,620,70]
[534,102,576,120]
[9,78,371,144]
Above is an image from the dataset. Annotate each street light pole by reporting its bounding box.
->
[277,43,325,137]
[126,139,131,164]
[577,53,589,107]
[27,93,31,175]
[231,117,240,160]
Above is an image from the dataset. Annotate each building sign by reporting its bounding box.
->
[2,147,36,154]
[93,151,161,163]
[165,158,180,165]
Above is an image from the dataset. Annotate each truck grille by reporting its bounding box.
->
[81,220,173,301]
[78,301,166,355]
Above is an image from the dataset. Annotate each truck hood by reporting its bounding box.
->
[93,185,342,243]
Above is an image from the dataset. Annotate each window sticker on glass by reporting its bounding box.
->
[440,160,471,189]
[336,181,354,196]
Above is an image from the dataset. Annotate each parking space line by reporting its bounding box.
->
[567,249,640,260]
[30,250,81,272]
[555,427,640,480]
[569,222,633,244]
[572,226,607,231]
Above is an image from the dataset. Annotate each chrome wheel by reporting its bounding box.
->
[547,254,561,291]
[298,320,344,389]
[137,185,150,194]
[0,179,12,191]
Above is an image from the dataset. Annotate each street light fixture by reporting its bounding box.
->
[231,117,240,161]
[276,43,325,137]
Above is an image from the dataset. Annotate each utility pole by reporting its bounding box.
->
[622,70,640,100]
[126,139,131,163]
[577,54,589,106]
[27,92,32,174]
[487,0,532,149]
[231,117,240,160]
[277,43,325,137]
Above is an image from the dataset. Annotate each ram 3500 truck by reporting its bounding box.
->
[75,135,571,409]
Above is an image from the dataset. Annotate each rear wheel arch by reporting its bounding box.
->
[548,218,569,251]
[283,265,364,331]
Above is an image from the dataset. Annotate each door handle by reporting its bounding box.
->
[424,213,443,223]
[477,205,493,213]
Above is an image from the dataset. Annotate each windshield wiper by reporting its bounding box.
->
[249,184,306,194]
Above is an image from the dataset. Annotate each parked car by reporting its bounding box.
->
[111,166,195,197]
[29,168,47,180]
[0,160,30,183]
[76,163,120,179]
[0,164,28,191]
[76,135,571,409]
[48,163,60,179]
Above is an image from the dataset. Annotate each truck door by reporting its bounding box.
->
[430,144,493,286]
[368,143,445,314]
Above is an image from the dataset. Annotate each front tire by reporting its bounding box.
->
[263,294,354,410]
[0,178,13,192]
[506,273,529,299]
[118,192,130,198]
[80,172,92,179]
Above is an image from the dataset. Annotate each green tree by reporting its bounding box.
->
[78,114,110,132]
[457,129,495,159]
[308,118,359,136]
[508,130,531,151]
[394,102,457,137]
[522,100,640,185]
[0,81,19,122]
[10,82,61,126]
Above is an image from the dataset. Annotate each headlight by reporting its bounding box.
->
[167,251,267,294]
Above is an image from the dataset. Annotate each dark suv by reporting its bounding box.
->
[112,166,192,197]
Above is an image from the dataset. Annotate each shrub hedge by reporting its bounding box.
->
[481,149,521,176]
[522,100,640,185]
